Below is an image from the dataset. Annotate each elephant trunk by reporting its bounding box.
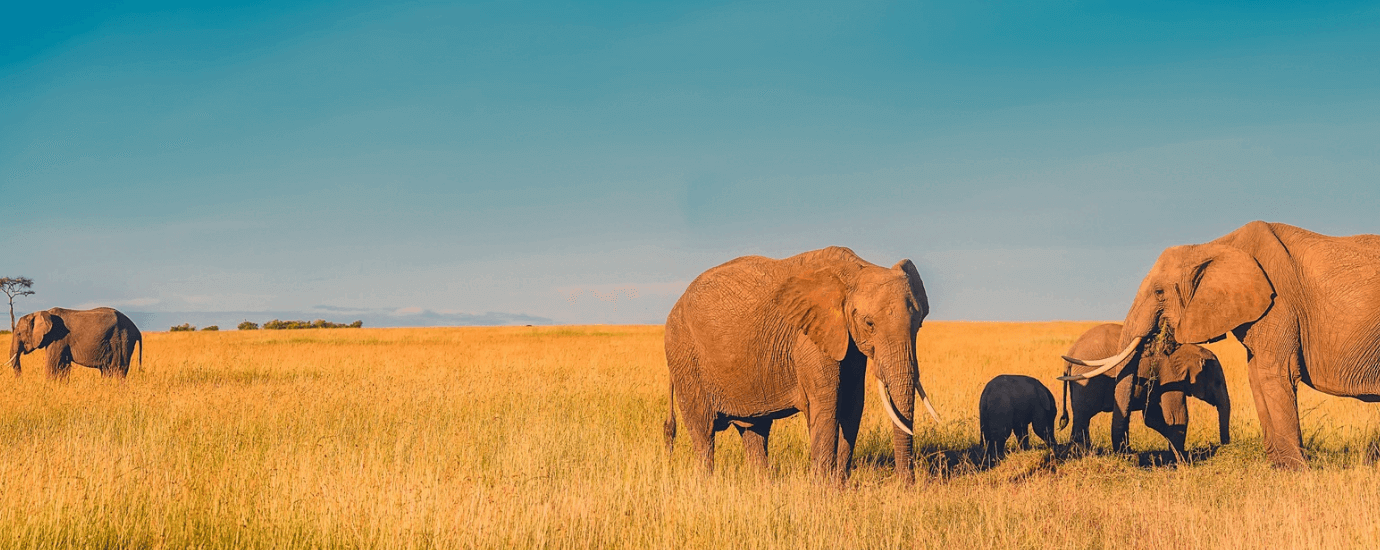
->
[1120,294,1160,352]
[886,378,916,484]
[877,349,921,483]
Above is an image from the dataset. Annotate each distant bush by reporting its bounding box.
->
[0,330,10,335]
[238,321,260,330]
[261,319,363,330]
[202,325,219,331]
[169,323,195,332]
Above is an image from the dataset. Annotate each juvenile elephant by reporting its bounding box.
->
[9,307,142,379]
[664,246,940,482]
[1060,323,1230,458]
[979,375,1057,463]
[1062,222,1380,468]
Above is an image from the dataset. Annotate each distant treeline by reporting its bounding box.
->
[246,319,363,330]
[170,323,216,332]
[169,320,362,331]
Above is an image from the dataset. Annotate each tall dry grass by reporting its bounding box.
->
[0,323,1377,548]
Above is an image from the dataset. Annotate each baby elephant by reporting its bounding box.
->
[979,375,1058,463]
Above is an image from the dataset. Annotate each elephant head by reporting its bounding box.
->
[1145,344,1232,446]
[9,310,59,375]
[780,258,938,475]
[1063,243,1266,438]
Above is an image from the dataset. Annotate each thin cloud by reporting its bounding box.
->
[75,297,161,309]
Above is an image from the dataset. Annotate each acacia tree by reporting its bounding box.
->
[0,277,34,331]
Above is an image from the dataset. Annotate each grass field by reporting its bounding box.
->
[1,322,1378,548]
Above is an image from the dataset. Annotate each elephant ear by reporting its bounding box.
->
[1160,345,1205,385]
[1176,245,1274,344]
[891,259,929,320]
[32,311,54,345]
[778,268,850,362]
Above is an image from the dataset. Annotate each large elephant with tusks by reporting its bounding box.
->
[1062,221,1380,468]
[663,247,940,483]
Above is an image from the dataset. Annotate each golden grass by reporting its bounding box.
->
[1,322,1378,548]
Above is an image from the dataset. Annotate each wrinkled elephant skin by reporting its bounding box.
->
[663,247,935,483]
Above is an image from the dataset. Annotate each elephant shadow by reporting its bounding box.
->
[856,440,1229,480]
[1131,444,1225,468]
[856,440,1031,478]
[1060,442,1227,469]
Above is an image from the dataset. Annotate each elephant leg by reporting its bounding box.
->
[1247,354,1305,469]
[792,338,845,482]
[691,421,716,473]
[736,420,773,473]
[1070,411,1092,451]
[1110,376,1134,453]
[676,394,717,473]
[1035,415,1057,450]
[47,346,73,381]
[1014,424,1032,450]
[982,428,1008,464]
[1110,410,1131,453]
[806,404,841,481]
[1143,400,1187,461]
[834,365,867,476]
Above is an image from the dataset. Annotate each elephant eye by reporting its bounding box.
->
[863,316,874,328]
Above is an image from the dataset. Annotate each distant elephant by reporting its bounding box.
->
[663,246,940,482]
[978,374,1057,463]
[1062,221,1380,468]
[9,307,142,379]
[1060,323,1230,458]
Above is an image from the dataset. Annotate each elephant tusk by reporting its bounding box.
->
[917,386,941,423]
[1058,337,1143,381]
[877,379,914,436]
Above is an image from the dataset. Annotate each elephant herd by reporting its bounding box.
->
[9,221,1379,480]
[664,221,1380,480]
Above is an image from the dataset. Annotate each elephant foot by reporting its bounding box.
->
[1269,454,1308,470]
[1265,440,1308,470]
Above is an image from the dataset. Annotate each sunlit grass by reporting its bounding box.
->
[0,323,1376,548]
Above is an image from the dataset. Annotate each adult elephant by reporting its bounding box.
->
[1060,323,1230,458]
[9,307,142,379]
[663,246,940,482]
[1062,221,1380,468]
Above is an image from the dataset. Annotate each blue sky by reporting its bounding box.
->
[3,1,1378,327]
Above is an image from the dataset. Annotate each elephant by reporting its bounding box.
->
[978,374,1057,463]
[1059,323,1230,458]
[1061,221,1380,468]
[663,246,940,482]
[9,307,142,379]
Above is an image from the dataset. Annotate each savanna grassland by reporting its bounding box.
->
[1,323,1378,549]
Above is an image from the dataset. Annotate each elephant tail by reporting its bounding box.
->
[1058,364,1070,431]
[664,381,677,456]
[137,336,143,373]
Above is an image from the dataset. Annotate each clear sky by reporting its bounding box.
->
[3,1,1378,327]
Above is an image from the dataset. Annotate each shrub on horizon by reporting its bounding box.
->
[202,325,219,331]
[238,321,259,330]
[169,323,195,332]
[262,319,363,330]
